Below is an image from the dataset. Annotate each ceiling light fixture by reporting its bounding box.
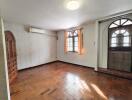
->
[66,0,80,10]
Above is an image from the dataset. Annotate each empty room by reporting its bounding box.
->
[0,0,132,100]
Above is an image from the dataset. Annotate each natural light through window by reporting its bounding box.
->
[91,84,108,100]
[109,19,132,28]
[109,19,132,47]
[111,30,130,47]
[67,30,79,52]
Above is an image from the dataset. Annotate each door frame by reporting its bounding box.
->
[107,19,132,72]
[5,30,18,84]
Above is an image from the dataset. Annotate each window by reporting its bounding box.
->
[111,30,130,47]
[109,19,132,47]
[65,29,83,54]
[67,30,78,52]
[109,19,132,28]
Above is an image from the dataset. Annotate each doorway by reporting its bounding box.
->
[108,19,132,72]
[5,31,17,84]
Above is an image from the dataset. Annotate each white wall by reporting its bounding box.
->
[57,22,97,68]
[4,21,57,70]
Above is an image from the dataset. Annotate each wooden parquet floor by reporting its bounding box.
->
[10,62,132,100]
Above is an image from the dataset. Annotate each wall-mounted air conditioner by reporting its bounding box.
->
[29,27,45,34]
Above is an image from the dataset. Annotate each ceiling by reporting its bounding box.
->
[1,0,132,31]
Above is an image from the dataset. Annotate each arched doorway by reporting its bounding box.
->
[5,31,17,84]
[108,19,132,72]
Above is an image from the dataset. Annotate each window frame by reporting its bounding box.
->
[67,30,79,52]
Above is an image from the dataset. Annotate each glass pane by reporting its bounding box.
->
[67,38,72,45]
[114,20,120,25]
[68,32,73,37]
[73,31,78,36]
[123,43,129,47]
[124,37,129,43]
[74,42,78,46]
[124,32,129,36]
[67,32,72,37]
[67,38,73,49]
[117,34,124,46]
[75,47,78,52]
[115,30,120,34]
[67,43,73,47]
[123,20,132,25]
[121,19,127,25]
[68,38,73,43]
[74,37,78,42]
[112,33,117,37]
[111,43,116,47]
[109,24,117,28]
[111,38,116,43]
[121,30,126,34]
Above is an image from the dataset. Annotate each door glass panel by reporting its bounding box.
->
[124,37,129,43]
[111,38,116,43]
[114,20,120,25]
[121,19,127,25]
[123,21,132,25]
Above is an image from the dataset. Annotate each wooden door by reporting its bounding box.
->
[108,25,132,72]
[5,31,17,84]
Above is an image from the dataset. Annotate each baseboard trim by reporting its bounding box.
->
[57,60,94,70]
[98,67,132,80]
[18,60,58,71]
[18,60,132,80]
[19,60,94,72]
